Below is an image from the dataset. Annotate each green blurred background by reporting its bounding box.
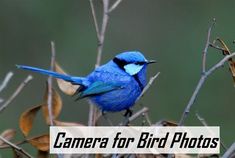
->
[0,0,235,157]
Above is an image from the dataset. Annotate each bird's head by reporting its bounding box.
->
[113,51,155,76]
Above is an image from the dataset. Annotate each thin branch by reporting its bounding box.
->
[179,52,235,125]
[136,72,160,102]
[209,43,226,52]
[0,75,33,113]
[195,112,227,150]
[108,0,123,13]
[47,41,56,126]
[202,19,215,74]
[222,142,235,158]
[96,0,109,68]
[0,71,14,93]
[0,136,33,158]
[89,0,100,41]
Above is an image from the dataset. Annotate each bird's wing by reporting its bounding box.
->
[76,81,123,99]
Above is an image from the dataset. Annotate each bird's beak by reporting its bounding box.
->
[147,60,156,64]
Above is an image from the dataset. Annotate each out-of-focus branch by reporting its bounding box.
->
[0,75,33,113]
[0,71,14,93]
[196,112,227,150]
[47,41,56,126]
[108,0,123,13]
[0,136,33,158]
[222,142,235,158]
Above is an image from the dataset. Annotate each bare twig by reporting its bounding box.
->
[89,0,100,41]
[136,72,160,102]
[0,71,14,93]
[108,0,123,13]
[209,43,226,52]
[179,52,235,125]
[96,0,109,68]
[202,19,215,73]
[47,41,56,126]
[222,142,235,158]
[196,112,227,150]
[0,136,33,158]
[0,75,33,113]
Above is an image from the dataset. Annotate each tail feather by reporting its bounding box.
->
[16,65,84,85]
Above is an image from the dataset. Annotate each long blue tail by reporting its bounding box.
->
[16,65,85,85]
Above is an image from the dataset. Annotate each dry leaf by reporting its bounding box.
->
[55,62,79,95]
[0,129,16,146]
[155,120,178,126]
[19,105,42,136]
[27,134,49,151]
[216,38,235,86]
[37,150,49,158]
[42,85,62,124]
[53,120,84,126]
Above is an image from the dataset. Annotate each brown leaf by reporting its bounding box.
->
[53,120,84,126]
[229,61,235,86]
[37,150,49,158]
[216,38,235,86]
[155,120,178,126]
[0,129,16,146]
[42,85,62,124]
[27,134,49,151]
[55,62,79,95]
[19,105,42,136]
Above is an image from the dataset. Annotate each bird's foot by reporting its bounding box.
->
[124,109,133,117]
[122,109,133,126]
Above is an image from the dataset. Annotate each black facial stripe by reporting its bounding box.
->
[113,57,127,70]
[113,57,144,90]
[134,74,144,91]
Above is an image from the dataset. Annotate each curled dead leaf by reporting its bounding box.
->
[27,134,49,151]
[42,85,62,124]
[0,129,16,146]
[19,105,42,136]
[53,120,84,126]
[155,120,178,126]
[55,62,79,95]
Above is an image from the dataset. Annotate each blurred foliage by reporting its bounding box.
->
[0,0,235,157]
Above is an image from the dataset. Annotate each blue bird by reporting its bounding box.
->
[17,51,155,113]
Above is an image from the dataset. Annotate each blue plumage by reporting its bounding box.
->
[17,51,155,112]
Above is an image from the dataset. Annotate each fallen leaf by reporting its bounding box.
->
[42,85,62,124]
[27,134,49,151]
[0,129,16,146]
[53,120,84,126]
[55,62,79,95]
[19,105,42,136]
